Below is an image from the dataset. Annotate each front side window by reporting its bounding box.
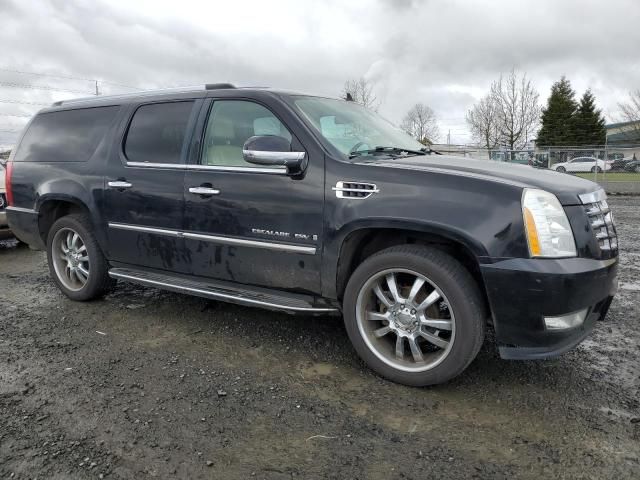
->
[292,96,425,158]
[201,100,292,168]
[124,101,195,164]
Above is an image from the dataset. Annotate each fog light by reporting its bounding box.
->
[544,309,588,330]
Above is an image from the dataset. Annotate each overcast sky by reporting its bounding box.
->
[1,0,639,147]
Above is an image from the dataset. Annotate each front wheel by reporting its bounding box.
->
[47,214,114,301]
[591,166,603,173]
[556,166,566,173]
[343,245,485,386]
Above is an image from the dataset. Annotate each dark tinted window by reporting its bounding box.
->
[125,101,195,164]
[14,106,119,162]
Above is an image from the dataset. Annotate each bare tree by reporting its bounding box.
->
[401,103,439,145]
[466,94,500,150]
[617,89,640,139]
[490,69,540,151]
[342,78,380,111]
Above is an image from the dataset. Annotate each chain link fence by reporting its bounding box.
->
[431,144,640,194]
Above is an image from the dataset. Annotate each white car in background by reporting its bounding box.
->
[551,156,612,173]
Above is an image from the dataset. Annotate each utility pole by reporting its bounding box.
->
[95,80,100,96]
[447,129,450,145]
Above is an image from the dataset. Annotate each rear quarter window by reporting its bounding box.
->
[13,106,119,162]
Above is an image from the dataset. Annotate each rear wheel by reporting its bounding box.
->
[343,245,485,386]
[556,166,566,173]
[47,214,114,301]
[591,166,603,173]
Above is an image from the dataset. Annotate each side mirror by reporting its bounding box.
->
[0,158,7,168]
[242,136,306,175]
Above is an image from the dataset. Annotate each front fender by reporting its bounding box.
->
[321,218,491,300]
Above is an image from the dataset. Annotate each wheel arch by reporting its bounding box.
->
[36,188,101,247]
[331,221,490,316]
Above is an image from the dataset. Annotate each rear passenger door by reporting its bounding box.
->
[182,98,324,294]
[103,100,201,272]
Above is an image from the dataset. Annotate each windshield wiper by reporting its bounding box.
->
[349,146,428,159]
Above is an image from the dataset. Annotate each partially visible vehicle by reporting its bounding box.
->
[624,160,640,173]
[552,156,611,173]
[610,158,633,171]
[0,160,12,239]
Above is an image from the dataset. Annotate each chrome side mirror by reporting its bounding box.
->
[242,136,306,175]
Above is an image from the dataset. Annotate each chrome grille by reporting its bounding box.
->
[584,199,617,255]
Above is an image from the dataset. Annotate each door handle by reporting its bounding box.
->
[189,186,220,196]
[108,180,133,189]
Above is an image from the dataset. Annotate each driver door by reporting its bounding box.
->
[182,98,324,294]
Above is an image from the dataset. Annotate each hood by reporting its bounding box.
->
[359,155,599,205]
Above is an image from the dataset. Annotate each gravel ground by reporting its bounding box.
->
[1,196,639,479]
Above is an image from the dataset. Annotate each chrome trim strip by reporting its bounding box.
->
[107,222,316,254]
[5,206,38,215]
[109,271,337,313]
[126,162,185,169]
[108,223,180,237]
[182,231,316,254]
[579,189,606,204]
[189,164,288,174]
[125,161,288,174]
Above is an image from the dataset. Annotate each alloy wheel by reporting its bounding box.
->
[355,268,456,373]
[51,227,90,291]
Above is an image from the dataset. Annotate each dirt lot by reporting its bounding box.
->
[1,197,639,479]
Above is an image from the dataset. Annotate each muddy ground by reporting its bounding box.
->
[1,196,639,479]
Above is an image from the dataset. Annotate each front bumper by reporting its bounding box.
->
[481,257,617,360]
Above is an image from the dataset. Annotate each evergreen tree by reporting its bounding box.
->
[537,77,577,146]
[573,89,606,145]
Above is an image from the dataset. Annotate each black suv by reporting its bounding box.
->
[5,85,618,386]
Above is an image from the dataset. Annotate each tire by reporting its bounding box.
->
[591,166,602,173]
[46,214,114,301]
[343,245,485,387]
[556,166,566,173]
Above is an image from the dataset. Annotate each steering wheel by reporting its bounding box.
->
[349,142,368,155]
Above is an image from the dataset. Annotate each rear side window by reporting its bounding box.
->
[14,106,119,162]
[124,101,195,164]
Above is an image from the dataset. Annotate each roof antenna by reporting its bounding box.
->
[345,92,354,102]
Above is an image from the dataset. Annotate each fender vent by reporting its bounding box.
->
[332,181,379,199]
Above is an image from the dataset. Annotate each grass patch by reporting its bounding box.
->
[574,172,640,181]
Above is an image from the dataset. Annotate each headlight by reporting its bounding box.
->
[522,189,577,258]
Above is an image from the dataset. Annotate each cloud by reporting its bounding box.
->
[1,0,639,145]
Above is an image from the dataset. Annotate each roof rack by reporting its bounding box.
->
[51,83,237,107]
[205,83,236,90]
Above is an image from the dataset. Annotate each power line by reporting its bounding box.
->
[0,66,142,91]
[0,113,33,118]
[0,99,50,106]
[0,81,94,95]
[0,66,96,82]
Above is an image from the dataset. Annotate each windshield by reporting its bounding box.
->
[293,96,426,158]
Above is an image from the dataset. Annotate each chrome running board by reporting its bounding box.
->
[108,267,339,315]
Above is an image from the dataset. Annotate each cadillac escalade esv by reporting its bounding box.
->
[5,84,618,386]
